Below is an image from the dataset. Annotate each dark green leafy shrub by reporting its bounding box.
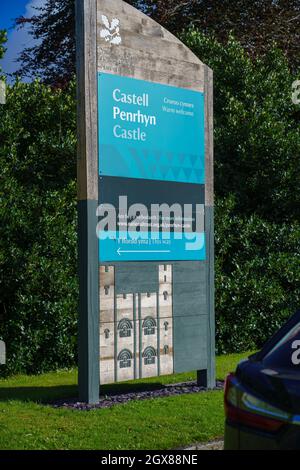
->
[215,196,300,354]
[0,81,77,375]
[183,30,300,223]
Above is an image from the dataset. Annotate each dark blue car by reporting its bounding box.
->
[224,310,300,450]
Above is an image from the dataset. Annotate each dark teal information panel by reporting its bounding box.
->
[98,72,206,262]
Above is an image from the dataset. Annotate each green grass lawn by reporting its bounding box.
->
[0,352,251,450]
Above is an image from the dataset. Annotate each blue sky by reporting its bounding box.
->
[1,0,28,30]
[0,0,45,80]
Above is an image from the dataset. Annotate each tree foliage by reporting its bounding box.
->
[0,30,6,61]
[15,0,300,84]
[0,29,7,79]
[129,0,300,68]
[16,0,75,85]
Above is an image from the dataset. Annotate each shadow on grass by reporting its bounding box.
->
[0,381,169,404]
[0,385,78,404]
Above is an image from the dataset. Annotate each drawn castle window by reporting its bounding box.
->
[118,318,133,338]
[143,317,156,336]
[104,329,110,339]
[164,321,169,332]
[118,349,132,369]
[164,345,169,355]
[143,347,157,366]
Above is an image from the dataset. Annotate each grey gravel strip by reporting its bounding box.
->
[53,380,224,411]
[182,439,224,451]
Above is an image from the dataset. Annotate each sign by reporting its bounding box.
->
[76,0,215,404]
[98,73,206,261]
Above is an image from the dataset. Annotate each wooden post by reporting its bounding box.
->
[76,0,100,404]
[203,66,216,389]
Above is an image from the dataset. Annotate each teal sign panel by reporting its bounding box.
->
[98,73,205,184]
[98,73,206,262]
[99,231,206,262]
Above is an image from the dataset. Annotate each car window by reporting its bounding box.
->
[262,321,300,369]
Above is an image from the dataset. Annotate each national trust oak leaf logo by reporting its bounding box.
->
[100,15,122,45]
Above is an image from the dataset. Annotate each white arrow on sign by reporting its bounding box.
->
[117,248,171,256]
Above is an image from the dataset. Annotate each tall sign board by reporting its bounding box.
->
[76,0,215,403]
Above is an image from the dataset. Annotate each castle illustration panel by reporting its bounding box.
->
[99,265,173,384]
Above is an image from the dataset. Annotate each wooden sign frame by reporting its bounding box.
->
[76,0,215,404]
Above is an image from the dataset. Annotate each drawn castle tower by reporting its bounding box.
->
[99,265,173,384]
